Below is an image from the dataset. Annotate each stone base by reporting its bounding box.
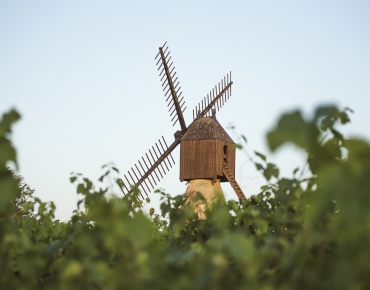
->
[184,179,225,219]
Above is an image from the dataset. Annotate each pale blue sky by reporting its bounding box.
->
[1,1,369,220]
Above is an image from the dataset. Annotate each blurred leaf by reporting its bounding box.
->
[314,105,338,121]
[254,151,266,161]
[0,175,18,212]
[263,163,279,181]
[98,170,110,182]
[339,111,350,124]
[0,139,17,169]
[234,143,243,149]
[255,163,264,171]
[0,109,21,136]
[116,178,125,189]
[241,135,247,143]
[22,202,31,213]
[267,110,314,151]
[61,261,83,279]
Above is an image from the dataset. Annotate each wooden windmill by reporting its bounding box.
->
[120,42,246,201]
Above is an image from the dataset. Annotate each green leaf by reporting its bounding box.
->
[339,111,350,124]
[0,175,18,212]
[0,109,21,136]
[254,151,266,161]
[320,116,334,131]
[61,261,83,279]
[267,110,316,151]
[227,124,235,129]
[314,106,339,121]
[263,163,279,181]
[255,220,268,235]
[241,135,247,143]
[77,199,83,209]
[234,143,243,149]
[70,176,77,183]
[22,202,32,213]
[98,170,110,182]
[0,138,17,169]
[255,163,264,171]
[116,178,125,189]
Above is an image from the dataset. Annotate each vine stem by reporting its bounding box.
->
[229,126,273,186]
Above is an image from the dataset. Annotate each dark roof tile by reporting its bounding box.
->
[181,117,234,143]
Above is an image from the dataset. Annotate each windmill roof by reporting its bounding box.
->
[181,117,234,143]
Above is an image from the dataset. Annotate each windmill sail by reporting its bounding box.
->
[120,43,242,201]
[120,136,180,200]
[192,72,233,121]
[155,42,187,133]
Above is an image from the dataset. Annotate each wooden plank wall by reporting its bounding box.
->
[180,140,215,180]
[215,140,224,177]
[180,140,236,181]
[228,141,236,177]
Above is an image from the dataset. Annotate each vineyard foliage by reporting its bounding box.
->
[1,106,370,289]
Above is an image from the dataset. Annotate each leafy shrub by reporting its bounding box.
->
[0,106,369,289]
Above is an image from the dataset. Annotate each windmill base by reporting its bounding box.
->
[184,179,225,219]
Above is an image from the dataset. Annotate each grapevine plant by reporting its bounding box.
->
[0,106,369,289]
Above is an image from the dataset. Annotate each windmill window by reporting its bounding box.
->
[223,145,228,162]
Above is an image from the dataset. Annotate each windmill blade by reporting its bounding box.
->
[192,72,233,120]
[119,135,180,200]
[222,160,246,200]
[155,42,187,133]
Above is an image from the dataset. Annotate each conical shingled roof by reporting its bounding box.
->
[181,117,234,143]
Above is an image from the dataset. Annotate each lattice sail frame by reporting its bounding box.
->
[192,72,232,120]
[120,136,178,199]
[155,41,187,133]
[119,42,238,201]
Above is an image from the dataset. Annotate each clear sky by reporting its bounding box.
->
[1,1,369,221]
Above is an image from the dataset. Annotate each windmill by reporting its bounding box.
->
[120,42,246,202]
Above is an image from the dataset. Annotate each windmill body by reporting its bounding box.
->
[120,42,246,201]
[180,112,235,183]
